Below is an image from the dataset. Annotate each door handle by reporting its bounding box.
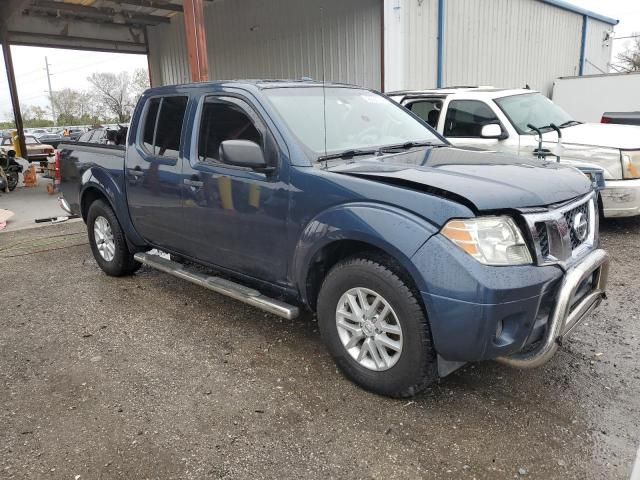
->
[184,178,204,188]
[128,167,144,177]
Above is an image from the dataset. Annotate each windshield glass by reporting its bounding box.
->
[494,93,574,134]
[264,87,443,157]
[25,136,39,144]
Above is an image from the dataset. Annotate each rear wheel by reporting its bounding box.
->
[317,256,438,397]
[87,200,140,276]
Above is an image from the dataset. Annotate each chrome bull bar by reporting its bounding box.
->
[498,248,609,369]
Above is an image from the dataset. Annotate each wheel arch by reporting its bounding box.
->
[293,203,438,311]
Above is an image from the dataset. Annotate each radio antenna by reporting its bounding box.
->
[320,6,328,168]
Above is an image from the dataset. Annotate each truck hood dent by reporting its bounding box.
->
[329,147,592,211]
[541,123,640,150]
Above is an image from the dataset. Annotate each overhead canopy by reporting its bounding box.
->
[3,0,187,54]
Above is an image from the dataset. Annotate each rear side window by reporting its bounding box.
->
[407,99,443,128]
[197,97,263,164]
[140,96,188,158]
[78,131,93,143]
[444,100,500,137]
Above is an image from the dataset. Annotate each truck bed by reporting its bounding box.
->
[58,142,126,217]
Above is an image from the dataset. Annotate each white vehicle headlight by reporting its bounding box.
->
[621,150,640,179]
[441,216,532,266]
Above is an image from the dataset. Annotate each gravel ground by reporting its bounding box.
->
[0,218,638,479]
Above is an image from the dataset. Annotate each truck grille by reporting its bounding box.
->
[564,201,590,250]
[536,223,550,257]
[525,194,596,266]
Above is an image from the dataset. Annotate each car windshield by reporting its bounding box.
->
[494,92,575,134]
[25,136,39,144]
[264,86,444,158]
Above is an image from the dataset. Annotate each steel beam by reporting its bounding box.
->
[0,22,28,161]
[182,0,209,82]
[107,0,183,13]
[9,13,147,53]
[29,0,170,25]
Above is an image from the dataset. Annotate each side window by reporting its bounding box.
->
[408,99,443,129]
[444,100,500,138]
[142,98,161,153]
[140,96,188,158]
[78,131,93,143]
[197,97,263,164]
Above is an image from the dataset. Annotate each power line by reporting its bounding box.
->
[45,56,56,121]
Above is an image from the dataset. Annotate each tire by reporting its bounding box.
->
[7,171,18,191]
[317,255,438,398]
[87,199,141,277]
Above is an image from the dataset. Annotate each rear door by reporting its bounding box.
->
[125,94,189,249]
[180,93,290,284]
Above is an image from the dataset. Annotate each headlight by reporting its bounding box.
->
[441,216,532,266]
[621,150,640,179]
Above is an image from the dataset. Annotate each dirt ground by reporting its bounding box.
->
[0,218,638,479]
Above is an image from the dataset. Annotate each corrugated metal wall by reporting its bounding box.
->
[147,13,190,87]
[384,0,438,91]
[147,0,382,89]
[442,0,583,95]
[583,18,614,75]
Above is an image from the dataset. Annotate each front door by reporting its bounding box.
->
[125,94,189,250]
[180,94,290,285]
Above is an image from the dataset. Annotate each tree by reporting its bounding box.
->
[87,71,134,123]
[51,88,86,125]
[21,105,53,128]
[131,68,151,99]
[616,34,640,72]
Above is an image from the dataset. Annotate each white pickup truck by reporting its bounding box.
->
[389,87,640,218]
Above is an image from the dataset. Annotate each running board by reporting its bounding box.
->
[134,252,299,320]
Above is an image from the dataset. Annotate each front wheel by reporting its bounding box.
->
[87,200,140,276]
[317,256,438,397]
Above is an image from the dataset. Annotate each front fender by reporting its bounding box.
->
[292,202,439,304]
[80,167,146,248]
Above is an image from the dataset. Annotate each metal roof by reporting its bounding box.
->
[538,0,619,26]
[3,0,184,53]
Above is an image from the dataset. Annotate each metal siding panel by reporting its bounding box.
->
[443,0,583,95]
[584,19,613,75]
[202,0,381,89]
[147,14,190,85]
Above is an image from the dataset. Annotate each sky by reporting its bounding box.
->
[0,0,639,122]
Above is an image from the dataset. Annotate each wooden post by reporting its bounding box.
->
[182,0,209,82]
[0,21,28,160]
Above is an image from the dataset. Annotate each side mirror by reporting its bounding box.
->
[219,140,268,170]
[481,124,507,140]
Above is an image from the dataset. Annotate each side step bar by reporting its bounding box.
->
[134,252,299,320]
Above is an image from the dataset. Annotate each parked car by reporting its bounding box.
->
[58,80,609,397]
[389,87,640,218]
[37,130,66,149]
[601,112,640,126]
[1,135,55,162]
[30,128,49,139]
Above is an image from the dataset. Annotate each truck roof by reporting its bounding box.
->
[387,87,537,99]
[144,79,365,95]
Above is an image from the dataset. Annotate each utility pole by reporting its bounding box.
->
[44,56,56,124]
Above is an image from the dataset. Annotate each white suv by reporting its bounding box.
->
[389,87,640,218]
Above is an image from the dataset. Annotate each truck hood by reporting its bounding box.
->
[541,123,640,150]
[329,147,592,212]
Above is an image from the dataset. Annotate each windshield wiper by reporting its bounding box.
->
[316,149,378,162]
[377,141,443,154]
[558,120,581,128]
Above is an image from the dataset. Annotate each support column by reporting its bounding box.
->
[579,15,587,76]
[437,0,445,88]
[182,0,209,82]
[0,22,27,160]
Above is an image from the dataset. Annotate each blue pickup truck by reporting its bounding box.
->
[58,80,609,397]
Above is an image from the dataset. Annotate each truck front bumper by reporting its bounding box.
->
[601,178,640,217]
[412,235,609,366]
